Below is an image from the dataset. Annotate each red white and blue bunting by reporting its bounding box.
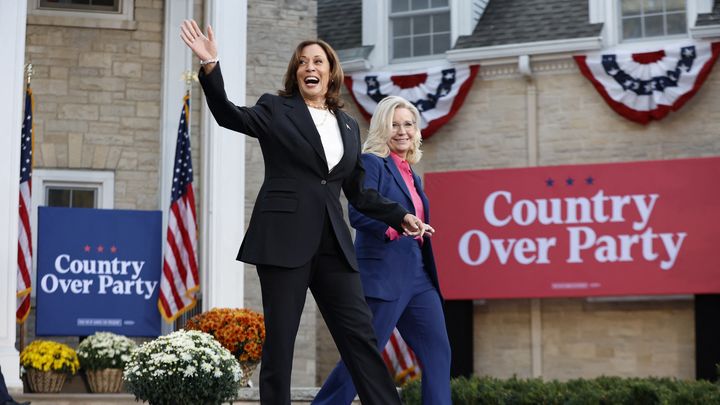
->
[574,41,720,124]
[344,64,479,139]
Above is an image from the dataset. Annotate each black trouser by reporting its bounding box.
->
[256,215,401,405]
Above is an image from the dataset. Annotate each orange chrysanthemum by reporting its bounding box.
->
[185,308,265,363]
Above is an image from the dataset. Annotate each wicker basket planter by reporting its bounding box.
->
[86,368,124,393]
[26,369,67,393]
[239,361,259,387]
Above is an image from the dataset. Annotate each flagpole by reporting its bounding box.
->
[19,63,33,353]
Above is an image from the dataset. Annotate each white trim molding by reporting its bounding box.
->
[691,24,720,38]
[201,0,247,310]
[0,0,28,391]
[341,58,373,73]
[446,36,603,62]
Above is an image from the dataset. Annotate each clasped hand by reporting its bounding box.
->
[401,214,435,238]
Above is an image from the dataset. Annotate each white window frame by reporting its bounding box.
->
[618,0,690,42]
[591,0,713,50]
[364,0,477,70]
[388,2,451,62]
[27,0,136,30]
[29,169,114,296]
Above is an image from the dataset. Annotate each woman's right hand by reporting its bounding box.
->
[180,19,218,72]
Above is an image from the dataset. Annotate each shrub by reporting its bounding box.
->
[399,375,720,405]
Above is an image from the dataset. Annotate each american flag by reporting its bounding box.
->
[382,328,421,386]
[17,86,33,323]
[158,93,200,322]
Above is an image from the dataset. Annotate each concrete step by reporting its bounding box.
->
[14,388,361,404]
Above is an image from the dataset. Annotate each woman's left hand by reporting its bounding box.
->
[401,214,435,237]
[180,19,218,71]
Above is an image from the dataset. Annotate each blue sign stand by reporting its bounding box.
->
[36,207,162,336]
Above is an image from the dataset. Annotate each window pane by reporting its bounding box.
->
[433,12,450,33]
[665,0,685,11]
[414,15,431,34]
[431,0,448,7]
[666,12,687,34]
[391,0,409,13]
[622,17,643,39]
[643,0,663,13]
[72,189,96,208]
[47,189,71,207]
[411,0,429,11]
[393,17,411,37]
[433,33,451,54]
[394,38,411,59]
[622,0,643,16]
[413,35,431,56]
[39,0,119,11]
[644,14,664,36]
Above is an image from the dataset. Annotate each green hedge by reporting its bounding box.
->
[400,376,720,405]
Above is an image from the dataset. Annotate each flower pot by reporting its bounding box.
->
[86,368,124,393]
[239,361,259,387]
[27,369,66,393]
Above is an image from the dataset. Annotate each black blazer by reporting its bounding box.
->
[199,64,408,270]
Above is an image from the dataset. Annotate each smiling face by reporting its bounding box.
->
[388,107,417,159]
[296,44,330,105]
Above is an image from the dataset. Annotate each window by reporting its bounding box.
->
[38,0,120,13]
[620,0,687,40]
[27,0,135,30]
[390,0,451,60]
[46,187,97,208]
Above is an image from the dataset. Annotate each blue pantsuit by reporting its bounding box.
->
[313,153,451,405]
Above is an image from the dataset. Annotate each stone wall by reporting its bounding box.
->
[27,0,174,211]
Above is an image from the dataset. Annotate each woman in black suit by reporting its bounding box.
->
[180,20,432,405]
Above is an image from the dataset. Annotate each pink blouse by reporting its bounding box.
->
[385,152,425,244]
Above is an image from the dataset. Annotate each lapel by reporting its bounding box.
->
[331,111,355,174]
[283,92,327,166]
[384,156,413,205]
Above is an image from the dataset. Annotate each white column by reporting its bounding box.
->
[201,0,247,309]
[160,0,194,331]
[0,0,28,390]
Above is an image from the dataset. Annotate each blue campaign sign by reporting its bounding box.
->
[36,207,162,336]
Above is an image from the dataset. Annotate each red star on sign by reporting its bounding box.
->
[97,245,104,253]
[84,245,91,252]
[110,246,117,253]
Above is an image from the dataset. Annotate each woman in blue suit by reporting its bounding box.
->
[313,96,451,405]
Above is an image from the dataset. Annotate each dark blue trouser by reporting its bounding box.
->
[313,280,451,405]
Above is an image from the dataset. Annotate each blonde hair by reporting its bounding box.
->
[362,96,423,164]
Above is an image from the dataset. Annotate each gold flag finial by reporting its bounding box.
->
[181,70,198,90]
[25,63,33,86]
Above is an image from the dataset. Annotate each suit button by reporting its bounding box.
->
[320,180,327,185]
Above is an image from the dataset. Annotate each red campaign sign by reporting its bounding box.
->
[425,157,720,299]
